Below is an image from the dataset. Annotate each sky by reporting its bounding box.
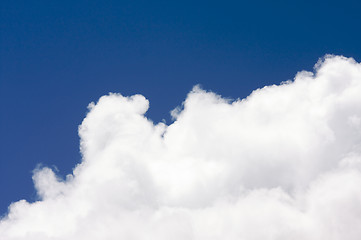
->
[1,0,361,238]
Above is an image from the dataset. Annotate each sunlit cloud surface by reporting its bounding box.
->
[1,55,361,239]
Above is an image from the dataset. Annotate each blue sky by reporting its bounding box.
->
[1,0,361,215]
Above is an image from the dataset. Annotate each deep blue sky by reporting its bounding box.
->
[1,0,360,215]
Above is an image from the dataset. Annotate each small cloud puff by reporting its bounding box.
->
[1,55,361,239]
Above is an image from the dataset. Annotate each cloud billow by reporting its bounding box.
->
[1,55,361,239]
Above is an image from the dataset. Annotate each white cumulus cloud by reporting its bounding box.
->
[1,55,361,239]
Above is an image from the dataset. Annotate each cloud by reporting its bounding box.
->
[1,55,361,239]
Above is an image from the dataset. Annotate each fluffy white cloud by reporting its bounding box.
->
[1,55,361,239]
